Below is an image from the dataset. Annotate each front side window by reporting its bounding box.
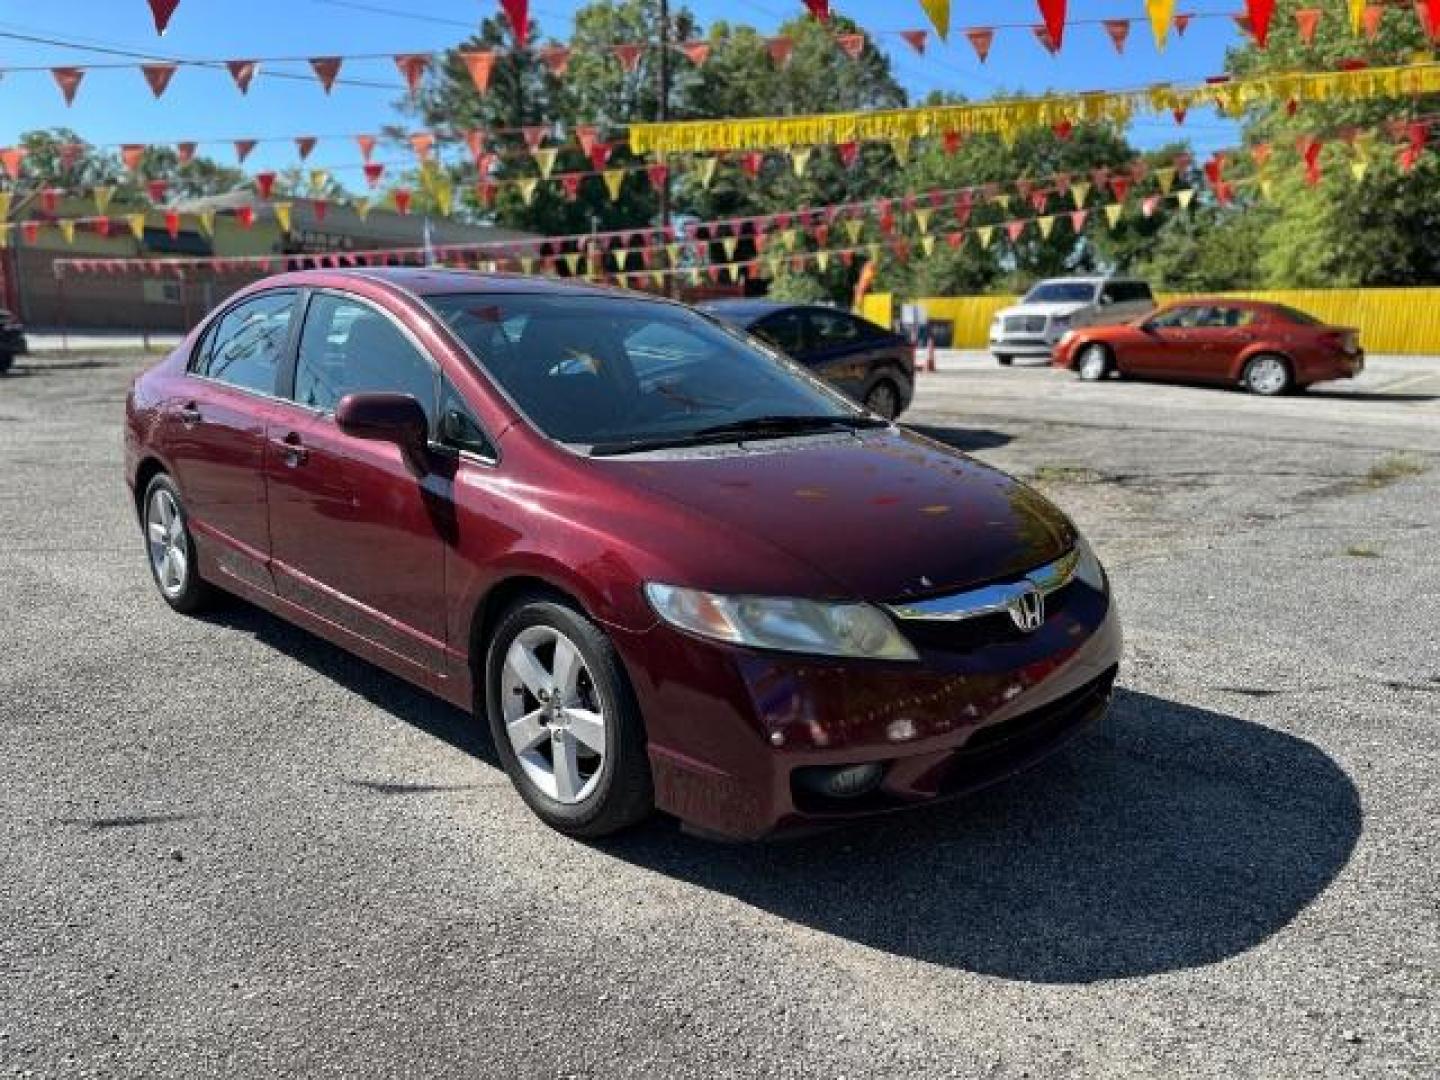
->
[198,291,296,395]
[293,293,438,423]
[426,293,869,451]
[807,309,863,347]
[1149,306,1206,330]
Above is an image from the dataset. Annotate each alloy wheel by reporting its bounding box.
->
[1247,355,1288,395]
[146,488,189,599]
[1078,346,1109,381]
[500,626,607,804]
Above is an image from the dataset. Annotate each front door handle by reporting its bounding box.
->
[177,401,202,427]
[271,432,310,467]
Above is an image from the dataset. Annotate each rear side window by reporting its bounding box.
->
[1103,281,1154,304]
[752,311,806,354]
[1273,304,1323,326]
[292,293,439,423]
[806,309,865,347]
[196,291,296,395]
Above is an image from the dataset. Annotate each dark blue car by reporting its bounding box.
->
[700,301,915,419]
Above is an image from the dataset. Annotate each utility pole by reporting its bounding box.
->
[656,0,674,297]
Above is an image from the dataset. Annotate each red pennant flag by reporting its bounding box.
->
[1362,5,1383,38]
[165,210,180,238]
[539,46,571,75]
[774,212,792,230]
[614,44,644,72]
[954,191,973,225]
[965,28,994,62]
[1030,191,1049,213]
[1174,13,1192,35]
[522,126,548,151]
[942,130,963,155]
[475,181,497,207]
[836,33,865,59]
[646,163,669,190]
[1203,155,1226,189]
[1173,106,1188,125]
[94,216,112,238]
[356,134,377,162]
[1037,0,1068,50]
[681,41,711,66]
[363,163,385,188]
[255,172,277,199]
[310,57,342,93]
[767,37,793,65]
[588,143,612,171]
[234,139,256,164]
[295,136,317,161]
[1070,209,1089,232]
[575,125,599,156]
[1251,142,1273,168]
[394,54,430,94]
[803,0,830,21]
[51,67,85,106]
[312,200,327,224]
[1103,19,1130,53]
[945,232,964,250]
[227,60,258,94]
[1033,26,1059,54]
[1053,118,1074,140]
[146,179,169,203]
[1109,176,1130,202]
[900,30,928,54]
[393,188,412,215]
[560,174,581,201]
[740,151,764,178]
[1142,195,1161,218]
[166,143,192,167]
[1407,122,1429,155]
[461,52,497,94]
[40,188,60,215]
[1006,220,1027,243]
[141,63,178,98]
[120,144,145,172]
[1422,0,1440,39]
[148,0,180,34]
[500,0,529,49]
[837,142,860,168]
[236,205,255,229]
[1244,0,1275,46]
[409,132,434,161]
[814,223,830,247]
[1294,8,1321,44]
[22,221,40,244]
[1299,138,1323,185]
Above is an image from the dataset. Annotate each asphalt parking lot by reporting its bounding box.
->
[1,348,1436,1078]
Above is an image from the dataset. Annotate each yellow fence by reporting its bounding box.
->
[860,289,1440,355]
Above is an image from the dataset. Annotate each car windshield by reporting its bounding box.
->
[425,292,874,453]
[1023,282,1097,304]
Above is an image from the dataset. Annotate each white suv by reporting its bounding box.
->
[989,277,1155,365]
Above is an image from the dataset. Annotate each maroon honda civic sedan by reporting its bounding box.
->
[125,269,1121,840]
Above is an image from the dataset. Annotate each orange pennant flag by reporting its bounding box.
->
[1295,8,1322,44]
[394,54,430,94]
[356,134,377,162]
[120,145,145,173]
[227,59,259,93]
[614,44,644,72]
[51,67,85,106]
[1103,19,1130,53]
[461,51,497,94]
[233,139,256,164]
[141,63,178,99]
[409,132,435,161]
[965,28,994,62]
[310,57,342,93]
[900,30,927,54]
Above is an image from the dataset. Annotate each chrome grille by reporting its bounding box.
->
[1003,315,1047,334]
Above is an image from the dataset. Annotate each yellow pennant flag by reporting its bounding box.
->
[93,186,115,215]
[309,169,329,192]
[353,198,372,221]
[991,193,1011,212]
[1259,177,1274,200]
[766,256,782,279]
[520,256,535,275]
[726,263,741,284]
[1348,0,1365,34]
[127,213,146,240]
[1352,133,1374,163]
[517,177,539,205]
[603,169,625,201]
[1177,188,1195,210]
[0,228,8,250]
[1146,1,1176,51]
[913,207,933,234]
[59,219,77,244]
[273,202,292,233]
[0,192,11,221]
[816,251,830,271]
[432,176,454,216]
[1350,161,1368,182]
[920,235,935,257]
[722,236,738,260]
[975,225,994,249]
[1037,215,1055,238]
[1154,167,1176,194]
[790,147,812,178]
[685,267,700,287]
[890,138,911,166]
[919,0,950,40]
[1070,183,1090,208]
[781,228,797,251]
[666,242,681,265]
[843,218,864,244]
[564,253,581,275]
[198,210,215,236]
[532,147,558,179]
[1105,203,1124,229]
[646,271,660,288]
[694,157,718,190]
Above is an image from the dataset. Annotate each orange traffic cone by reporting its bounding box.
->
[925,335,937,373]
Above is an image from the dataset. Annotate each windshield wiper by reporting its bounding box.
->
[587,414,887,457]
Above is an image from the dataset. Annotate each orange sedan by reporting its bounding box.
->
[1053,299,1365,395]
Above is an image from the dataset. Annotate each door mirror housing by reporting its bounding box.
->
[335,392,430,474]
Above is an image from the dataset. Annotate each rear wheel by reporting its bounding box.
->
[485,595,653,837]
[1077,344,1112,382]
[1243,353,1292,396]
[141,473,214,614]
[863,380,901,420]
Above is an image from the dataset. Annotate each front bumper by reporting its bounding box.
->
[613,579,1122,839]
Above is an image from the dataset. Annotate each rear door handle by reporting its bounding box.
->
[271,432,310,467]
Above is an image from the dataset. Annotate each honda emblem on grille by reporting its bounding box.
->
[1008,584,1045,632]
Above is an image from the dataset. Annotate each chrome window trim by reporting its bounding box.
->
[885,549,1080,623]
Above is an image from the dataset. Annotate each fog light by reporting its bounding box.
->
[793,762,885,799]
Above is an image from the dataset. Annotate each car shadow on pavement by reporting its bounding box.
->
[903,424,1013,453]
[603,689,1362,984]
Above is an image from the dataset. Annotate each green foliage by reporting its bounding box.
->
[17,129,243,201]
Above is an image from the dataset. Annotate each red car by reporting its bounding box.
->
[125,269,1120,840]
[1053,299,1364,394]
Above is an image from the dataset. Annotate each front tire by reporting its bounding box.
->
[1243,353,1292,396]
[485,595,653,838]
[995,354,1014,367]
[863,379,901,420]
[141,473,214,614]
[1077,344,1112,382]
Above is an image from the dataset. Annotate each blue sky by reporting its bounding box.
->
[0,0,1243,182]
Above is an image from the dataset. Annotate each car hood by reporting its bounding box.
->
[594,428,1076,602]
[994,301,1091,320]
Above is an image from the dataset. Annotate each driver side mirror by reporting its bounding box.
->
[335,392,431,475]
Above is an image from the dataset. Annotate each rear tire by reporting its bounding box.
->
[1077,344,1112,382]
[863,380,901,420]
[485,594,653,838]
[1243,353,1292,396]
[141,473,215,614]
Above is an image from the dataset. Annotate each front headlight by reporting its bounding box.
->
[1073,534,1108,592]
[644,584,919,661]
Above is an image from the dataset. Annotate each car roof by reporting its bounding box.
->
[1033,276,1145,286]
[697,299,791,322]
[253,266,646,301]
